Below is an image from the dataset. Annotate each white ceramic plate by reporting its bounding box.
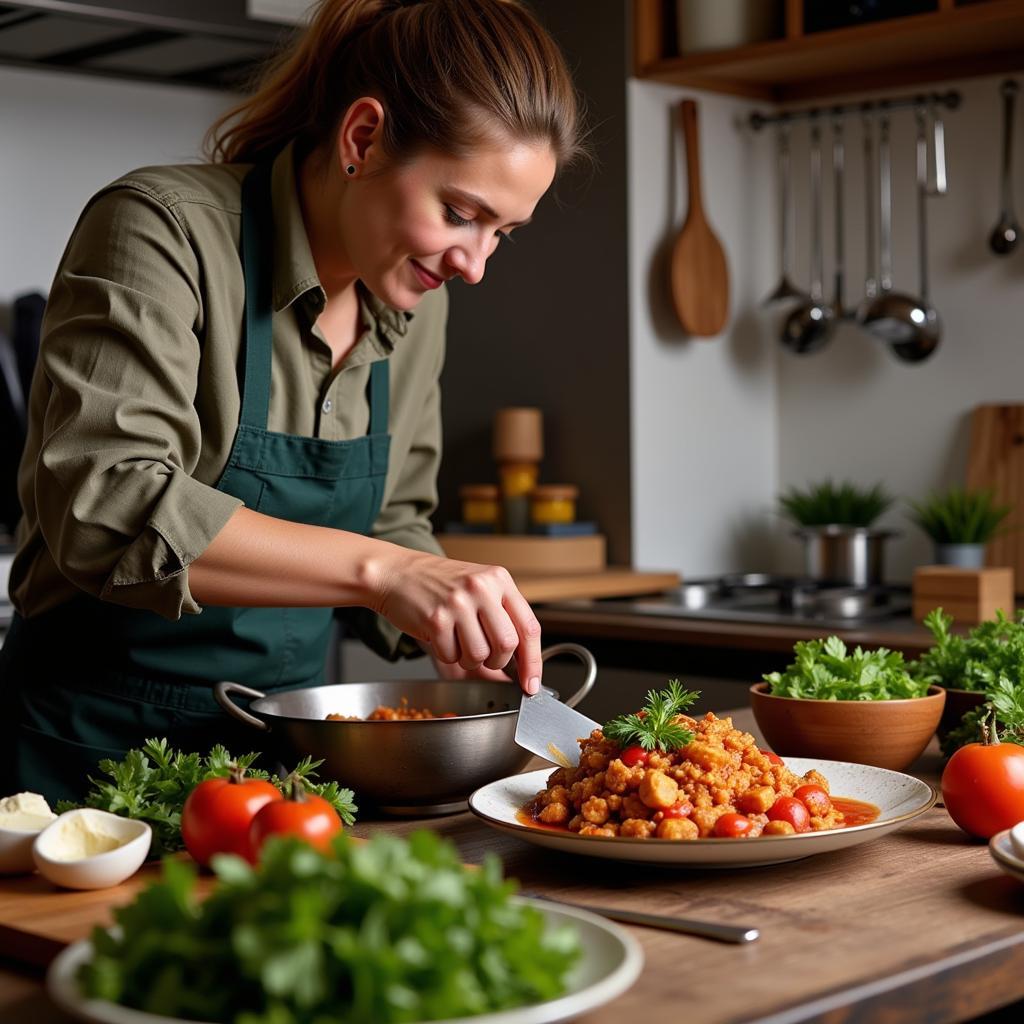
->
[989,829,1024,885]
[46,899,644,1024]
[469,759,936,868]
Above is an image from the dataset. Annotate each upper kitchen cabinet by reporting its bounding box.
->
[634,0,1024,101]
[0,0,298,89]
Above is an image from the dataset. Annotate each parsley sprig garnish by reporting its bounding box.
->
[602,680,700,752]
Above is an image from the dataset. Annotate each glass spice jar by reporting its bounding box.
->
[459,484,500,526]
[530,484,579,526]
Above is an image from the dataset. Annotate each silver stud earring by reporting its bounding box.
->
[346,164,356,176]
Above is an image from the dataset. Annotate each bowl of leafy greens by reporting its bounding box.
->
[47,831,643,1024]
[910,608,1024,745]
[751,636,944,771]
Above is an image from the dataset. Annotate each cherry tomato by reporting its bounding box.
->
[248,779,342,859]
[181,770,281,867]
[760,749,784,766]
[620,745,649,768]
[794,784,832,816]
[659,800,694,820]
[768,795,811,833]
[713,813,754,838]
[942,718,1024,839]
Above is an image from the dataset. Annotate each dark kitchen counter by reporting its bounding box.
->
[535,596,936,681]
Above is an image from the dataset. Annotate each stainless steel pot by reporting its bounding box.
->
[214,642,596,816]
[795,526,894,586]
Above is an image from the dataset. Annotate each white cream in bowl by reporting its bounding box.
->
[0,791,58,874]
[33,809,151,889]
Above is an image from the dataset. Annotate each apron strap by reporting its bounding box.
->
[368,359,389,437]
[239,161,275,430]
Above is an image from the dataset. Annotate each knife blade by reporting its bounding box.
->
[514,687,601,767]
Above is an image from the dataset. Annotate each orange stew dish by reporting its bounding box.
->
[326,698,456,722]
[528,705,874,840]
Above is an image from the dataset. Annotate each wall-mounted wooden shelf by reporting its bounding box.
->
[634,0,1024,102]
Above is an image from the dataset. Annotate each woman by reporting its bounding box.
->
[0,0,585,800]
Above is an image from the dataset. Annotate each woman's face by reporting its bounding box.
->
[339,137,558,311]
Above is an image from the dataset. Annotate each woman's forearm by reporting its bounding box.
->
[188,507,385,608]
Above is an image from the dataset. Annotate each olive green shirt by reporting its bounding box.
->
[11,143,446,659]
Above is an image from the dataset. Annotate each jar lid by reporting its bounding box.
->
[531,484,579,500]
[459,484,500,499]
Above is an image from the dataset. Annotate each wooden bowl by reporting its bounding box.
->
[749,682,946,771]
[935,687,986,742]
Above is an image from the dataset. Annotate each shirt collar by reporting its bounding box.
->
[268,143,414,346]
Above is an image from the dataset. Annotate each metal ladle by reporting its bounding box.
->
[860,106,941,362]
[763,119,807,305]
[781,119,833,354]
[855,111,878,323]
[989,79,1020,256]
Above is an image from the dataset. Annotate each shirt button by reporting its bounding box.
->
[322,397,332,414]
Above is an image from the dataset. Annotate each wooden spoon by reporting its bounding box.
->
[669,100,729,337]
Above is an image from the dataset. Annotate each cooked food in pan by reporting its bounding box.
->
[527,682,874,840]
[326,697,457,722]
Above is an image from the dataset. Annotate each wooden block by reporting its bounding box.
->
[912,566,1015,625]
[437,533,606,575]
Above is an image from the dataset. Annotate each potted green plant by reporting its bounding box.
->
[778,479,894,586]
[911,607,1024,746]
[907,487,1011,568]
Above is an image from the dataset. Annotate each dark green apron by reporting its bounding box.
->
[0,160,391,802]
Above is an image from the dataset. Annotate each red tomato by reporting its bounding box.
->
[760,749,784,766]
[941,726,1024,839]
[249,786,342,859]
[768,795,811,833]
[620,745,649,768]
[714,813,754,838]
[794,784,832,816]
[181,772,281,867]
[660,800,694,820]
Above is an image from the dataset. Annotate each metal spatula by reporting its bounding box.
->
[515,688,600,768]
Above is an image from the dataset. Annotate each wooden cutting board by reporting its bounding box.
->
[0,861,215,968]
[965,403,1024,587]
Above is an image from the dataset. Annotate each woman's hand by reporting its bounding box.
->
[370,549,542,694]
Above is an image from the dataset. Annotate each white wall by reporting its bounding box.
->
[0,65,232,302]
[627,80,780,579]
[629,73,1024,585]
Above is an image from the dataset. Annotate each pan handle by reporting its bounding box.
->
[214,680,270,732]
[540,643,597,708]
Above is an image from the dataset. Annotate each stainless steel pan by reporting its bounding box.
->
[215,643,596,816]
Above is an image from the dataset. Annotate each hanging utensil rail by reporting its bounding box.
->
[748,89,961,131]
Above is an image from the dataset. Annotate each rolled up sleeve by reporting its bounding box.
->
[32,185,242,619]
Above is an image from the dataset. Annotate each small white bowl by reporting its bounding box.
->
[1011,821,1024,862]
[33,810,151,890]
[0,817,54,875]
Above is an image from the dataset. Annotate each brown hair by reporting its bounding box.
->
[204,0,584,169]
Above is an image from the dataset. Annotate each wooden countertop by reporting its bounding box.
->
[2,709,1023,1023]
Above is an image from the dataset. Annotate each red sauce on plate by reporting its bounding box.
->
[516,795,880,834]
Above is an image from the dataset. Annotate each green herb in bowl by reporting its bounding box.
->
[941,675,1024,757]
[752,637,944,771]
[78,831,581,1024]
[763,637,929,701]
[912,608,1024,695]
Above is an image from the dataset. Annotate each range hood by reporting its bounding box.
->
[0,1,300,90]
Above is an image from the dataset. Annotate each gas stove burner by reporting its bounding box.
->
[783,583,894,620]
[671,574,911,624]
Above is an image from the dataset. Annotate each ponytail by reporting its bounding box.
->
[204,0,583,168]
